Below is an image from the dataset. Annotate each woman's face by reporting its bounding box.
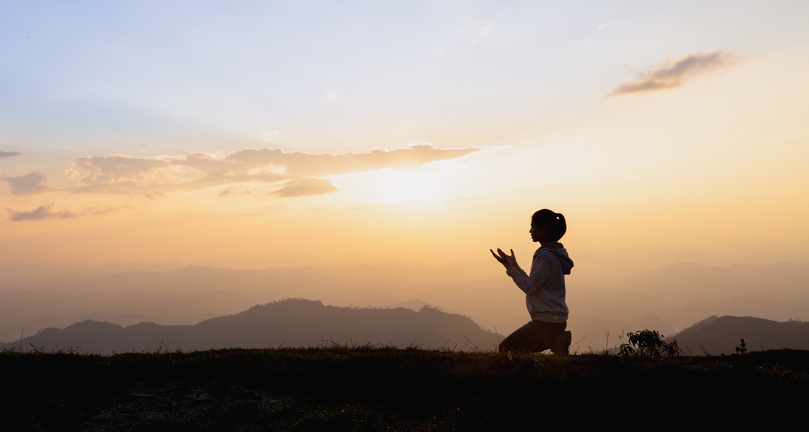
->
[529,222,548,243]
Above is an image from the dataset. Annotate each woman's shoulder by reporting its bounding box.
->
[535,243,571,262]
[536,242,564,253]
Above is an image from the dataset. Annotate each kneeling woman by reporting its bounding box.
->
[491,209,573,353]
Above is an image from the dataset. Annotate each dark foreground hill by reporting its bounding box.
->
[2,299,503,354]
[672,315,809,355]
[2,347,807,431]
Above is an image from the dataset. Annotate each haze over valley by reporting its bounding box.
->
[4,245,808,354]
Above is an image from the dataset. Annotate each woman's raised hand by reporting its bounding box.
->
[490,248,517,268]
[490,249,506,266]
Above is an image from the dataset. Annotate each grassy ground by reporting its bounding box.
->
[2,346,808,431]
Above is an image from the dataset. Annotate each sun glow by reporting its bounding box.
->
[367,168,444,204]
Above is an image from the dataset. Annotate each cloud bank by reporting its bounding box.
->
[609,51,742,96]
[65,144,481,197]
[0,151,21,159]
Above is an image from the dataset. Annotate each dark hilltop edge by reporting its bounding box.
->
[2,347,807,431]
[2,299,504,354]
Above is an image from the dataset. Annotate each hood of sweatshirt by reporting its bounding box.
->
[540,242,574,275]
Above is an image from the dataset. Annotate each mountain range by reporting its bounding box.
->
[3,260,808,351]
[2,299,503,354]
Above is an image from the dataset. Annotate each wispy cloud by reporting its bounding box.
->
[608,51,742,96]
[65,144,482,196]
[7,203,76,221]
[2,171,54,196]
[0,151,22,159]
[6,203,127,221]
[218,186,251,197]
[272,178,338,197]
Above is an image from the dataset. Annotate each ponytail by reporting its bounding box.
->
[554,212,567,241]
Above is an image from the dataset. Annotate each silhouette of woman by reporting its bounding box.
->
[491,209,573,354]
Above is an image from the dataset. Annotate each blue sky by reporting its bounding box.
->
[6,1,804,155]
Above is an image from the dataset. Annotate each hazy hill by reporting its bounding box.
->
[0,288,262,342]
[671,315,809,355]
[2,299,503,354]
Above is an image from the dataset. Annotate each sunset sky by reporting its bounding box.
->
[2,1,808,270]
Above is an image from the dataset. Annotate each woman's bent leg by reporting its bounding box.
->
[498,320,566,353]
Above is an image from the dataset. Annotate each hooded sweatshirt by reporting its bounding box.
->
[505,242,574,323]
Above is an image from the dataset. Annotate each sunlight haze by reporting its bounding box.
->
[2,1,809,349]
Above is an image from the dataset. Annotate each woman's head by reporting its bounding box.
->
[530,209,567,243]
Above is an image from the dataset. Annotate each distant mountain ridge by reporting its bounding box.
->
[2,299,503,354]
[671,315,809,355]
[4,260,809,350]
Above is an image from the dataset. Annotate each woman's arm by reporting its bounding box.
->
[506,251,553,295]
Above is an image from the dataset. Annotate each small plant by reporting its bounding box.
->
[735,339,747,355]
[618,329,681,358]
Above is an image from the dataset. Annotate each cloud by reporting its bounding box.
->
[0,151,22,159]
[85,205,130,216]
[608,51,742,96]
[6,203,127,221]
[272,178,338,197]
[219,186,251,197]
[2,171,54,196]
[7,203,76,221]
[65,144,482,196]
